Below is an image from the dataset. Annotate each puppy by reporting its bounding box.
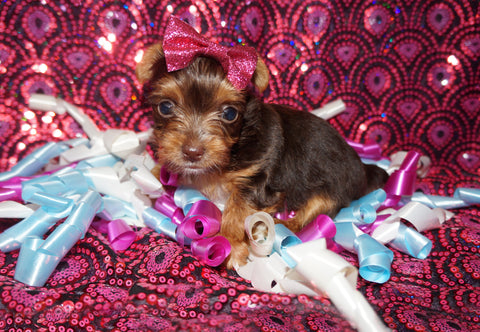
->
[136,17,388,268]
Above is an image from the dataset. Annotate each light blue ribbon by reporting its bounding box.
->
[335,222,393,283]
[13,190,103,287]
[411,187,480,209]
[0,142,71,182]
[75,154,121,169]
[389,223,432,259]
[334,189,386,225]
[272,224,302,268]
[0,208,61,252]
[354,234,394,284]
[173,185,209,215]
[142,207,180,242]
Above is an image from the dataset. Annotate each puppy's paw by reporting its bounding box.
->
[225,240,249,269]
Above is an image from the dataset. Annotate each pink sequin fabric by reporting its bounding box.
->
[0,1,479,331]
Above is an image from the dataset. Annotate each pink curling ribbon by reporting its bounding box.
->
[382,151,420,208]
[155,195,185,225]
[159,167,178,195]
[155,193,222,240]
[163,16,258,91]
[190,236,231,267]
[296,214,338,251]
[92,219,136,251]
[346,140,383,160]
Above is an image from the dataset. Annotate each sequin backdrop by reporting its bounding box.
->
[0,1,480,331]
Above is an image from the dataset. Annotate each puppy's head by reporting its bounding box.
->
[136,43,269,177]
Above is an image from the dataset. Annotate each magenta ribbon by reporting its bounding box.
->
[296,214,338,251]
[92,219,136,251]
[155,193,221,239]
[159,166,178,195]
[382,151,420,208]
[163,16,258,90]
[346,140,383,160]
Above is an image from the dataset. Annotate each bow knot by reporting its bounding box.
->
[163,16,258,90]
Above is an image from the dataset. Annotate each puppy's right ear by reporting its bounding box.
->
[135,43,166,84]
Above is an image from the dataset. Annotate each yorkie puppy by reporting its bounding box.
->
[136,17,388,268]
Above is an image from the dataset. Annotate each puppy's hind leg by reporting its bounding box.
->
[278,193,339,233]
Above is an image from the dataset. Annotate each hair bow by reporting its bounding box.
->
[163,16,258,90]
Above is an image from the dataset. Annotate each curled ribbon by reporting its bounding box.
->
[273,224,302,268]
[334,189,386,225]
[0,142,70,182]
[334,222,393,283]
[163,16,258,91]
[382,151,420,208]
[346,140,383,160]
[92,219,136,251]
[13,190,103,287]
[244,211,276,257]
[296,214,337,251]
[286,240,388,332]
[412,187,480,209]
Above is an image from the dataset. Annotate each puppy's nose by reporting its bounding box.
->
[182,144,205,162]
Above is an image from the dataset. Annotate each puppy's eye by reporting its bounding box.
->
[157,101,175,117]
[221,106,239,123]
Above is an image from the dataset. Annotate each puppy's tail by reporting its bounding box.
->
[364,163,389,193]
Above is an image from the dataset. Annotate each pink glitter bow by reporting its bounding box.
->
[163,16,258,90]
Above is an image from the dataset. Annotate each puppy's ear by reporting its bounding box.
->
[136,43,166,84]
[251,56,269,93]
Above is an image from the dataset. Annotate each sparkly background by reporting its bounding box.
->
[0,0,480,331]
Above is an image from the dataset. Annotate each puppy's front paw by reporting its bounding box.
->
[225,240,249,269]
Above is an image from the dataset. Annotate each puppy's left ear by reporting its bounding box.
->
[251,56,269,93]
[136,43,166,84]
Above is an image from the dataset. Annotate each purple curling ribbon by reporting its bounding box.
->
[346,140,383,160]
[155,195,185,225]
[382,151,420,208]
[296,214,338,251]
[159,166,178,195]
[190,236,231,267]
[92,219,136,251]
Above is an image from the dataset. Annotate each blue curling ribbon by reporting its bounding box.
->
[24,192,74,218]
[411,192,467,209]
[0,208,61,252]
[272,224,302,268]
[354,234,394,284]
[455,188,480,205]
[142,207,180,242]
[13,190,103,287]
[335,222,393,283]
[389,223,432,259]
[334,205,377,224]
[75,154,121,169]
[334,189,386,224]
[352,189,387,210]
[0,142,71,182]
[173,186,209,215]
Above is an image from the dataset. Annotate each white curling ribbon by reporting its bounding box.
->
[388,151,431,177]
[311,99,346,120]
[84,167,137,203]
[286,240,388,332]
[244,212,276,257]
[235,252,290,293]
[0,201,36,218]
